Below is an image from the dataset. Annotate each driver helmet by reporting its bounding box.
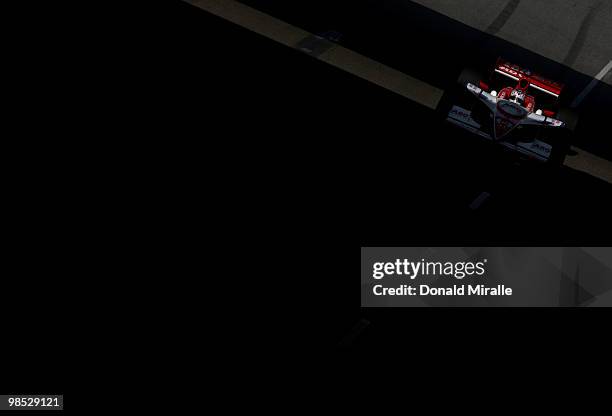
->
[510,89,525,105]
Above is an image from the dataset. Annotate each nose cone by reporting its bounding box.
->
[493,101,527,140]
[494,116,519,139]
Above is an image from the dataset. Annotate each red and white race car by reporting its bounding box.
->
[440,58,578,164]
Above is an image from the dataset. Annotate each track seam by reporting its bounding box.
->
[563,1,603,67]
[486,0,521,35]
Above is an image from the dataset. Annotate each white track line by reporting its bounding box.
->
[564,147,612,184]
[571,60,612,108]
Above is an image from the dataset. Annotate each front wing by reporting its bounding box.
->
[445,83,566,161]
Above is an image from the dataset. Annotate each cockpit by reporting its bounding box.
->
[509,89,526,106]
[492,78,536,113]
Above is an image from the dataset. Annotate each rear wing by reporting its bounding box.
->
[494,58,564,98]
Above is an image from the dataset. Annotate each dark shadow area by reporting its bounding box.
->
[172,1,612,352]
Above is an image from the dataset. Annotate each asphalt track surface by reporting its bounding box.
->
[412,0,612,85]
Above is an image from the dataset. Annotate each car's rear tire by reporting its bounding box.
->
[556,107,579,132]
[545,128,573,166]
[543,107,578,166]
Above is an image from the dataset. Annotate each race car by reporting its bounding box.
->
[439,58,578,164]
